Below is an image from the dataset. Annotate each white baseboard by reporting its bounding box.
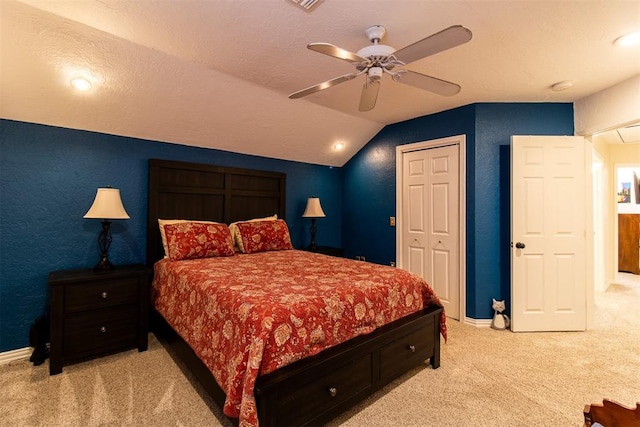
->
[0,347,33,365]
[464,317,492,328]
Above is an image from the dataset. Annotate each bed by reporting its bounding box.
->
[146,159,445,427]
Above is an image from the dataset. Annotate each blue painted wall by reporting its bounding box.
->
[471,103,574,318]
[342,103,574,319]
[0,119,342,352]
[342,104,478,264]
[0,102,574,351]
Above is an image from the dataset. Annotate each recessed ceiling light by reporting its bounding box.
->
[333,142,345,151]
[551,80,573,92]
[70,77,92,91]
[614,30,640,47]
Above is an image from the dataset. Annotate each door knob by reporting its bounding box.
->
[515,242,525,249]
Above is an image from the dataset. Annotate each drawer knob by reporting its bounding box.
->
[328,387,337,398]
[100,326,107,333]
[408,345,416,353]
[101,291,108,299]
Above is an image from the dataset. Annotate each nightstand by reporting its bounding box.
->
[48,264,149,375]
[304,246,344,257]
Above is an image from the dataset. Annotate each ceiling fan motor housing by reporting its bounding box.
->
[356,44,396,60]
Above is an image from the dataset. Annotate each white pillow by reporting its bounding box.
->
[228,214,278,252]
[158,219,220,258]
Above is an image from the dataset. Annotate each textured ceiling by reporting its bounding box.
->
[1,0,639,166]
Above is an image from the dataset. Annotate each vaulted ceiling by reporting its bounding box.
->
[1,0,639,166]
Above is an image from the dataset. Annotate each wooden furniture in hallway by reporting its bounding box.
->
[618,214,640,275]
[583,399,640,426]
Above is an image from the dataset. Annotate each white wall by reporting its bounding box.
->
[574,75,640,135]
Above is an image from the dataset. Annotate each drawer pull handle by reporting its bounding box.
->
[408,345,416,353]
[100,326,107,333]
[101,291,108,299]
[328,387,337,398]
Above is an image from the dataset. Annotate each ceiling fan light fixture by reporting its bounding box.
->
[289,0,323,11]
[368,67,383,82]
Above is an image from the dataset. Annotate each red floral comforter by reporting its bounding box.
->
[151,249,445,427]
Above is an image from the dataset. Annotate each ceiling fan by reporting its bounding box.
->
[289,25,473,111]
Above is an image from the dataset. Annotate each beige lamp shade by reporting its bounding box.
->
[84,187,130,219]
[302,197,326,218]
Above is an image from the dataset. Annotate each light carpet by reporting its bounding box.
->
[1,282,638,427]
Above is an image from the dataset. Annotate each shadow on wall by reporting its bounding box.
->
[499,145,511,316]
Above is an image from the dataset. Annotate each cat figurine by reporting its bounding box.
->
[491,299,511,330]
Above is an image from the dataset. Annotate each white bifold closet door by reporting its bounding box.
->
[402,144,459,319]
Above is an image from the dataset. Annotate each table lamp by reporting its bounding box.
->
[84,186,130,271]
[302,197,325,251]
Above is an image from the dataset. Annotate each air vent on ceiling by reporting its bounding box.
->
[289,0,323,11]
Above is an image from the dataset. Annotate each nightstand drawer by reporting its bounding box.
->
[65,277,139,312]
[63,305,138,358]
[49,264,149,375]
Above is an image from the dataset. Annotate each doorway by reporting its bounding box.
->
[396,135,466,321]
[590,122,640,293]
[615,163,640,277]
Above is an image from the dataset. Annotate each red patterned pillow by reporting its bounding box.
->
[163,222,235,260]
[235,219,293,254]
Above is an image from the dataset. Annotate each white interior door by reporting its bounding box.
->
[511,135,587,331]
[402,144,459,319]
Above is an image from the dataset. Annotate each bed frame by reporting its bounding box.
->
[147,158,442,426]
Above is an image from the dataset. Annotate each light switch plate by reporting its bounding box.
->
[389,216,396,227]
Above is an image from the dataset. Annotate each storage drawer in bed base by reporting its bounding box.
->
[152,305,442,427]
[255,305,442,427]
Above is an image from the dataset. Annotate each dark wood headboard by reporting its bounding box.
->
[147,159,286,265]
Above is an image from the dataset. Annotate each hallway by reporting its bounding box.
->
[612,271,640,288]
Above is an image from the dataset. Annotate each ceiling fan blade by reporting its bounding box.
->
[393,25,472,65]
[308,43,368,64]
[289,74,357,99]
[359,80,380,112]
[396,70,461,96]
